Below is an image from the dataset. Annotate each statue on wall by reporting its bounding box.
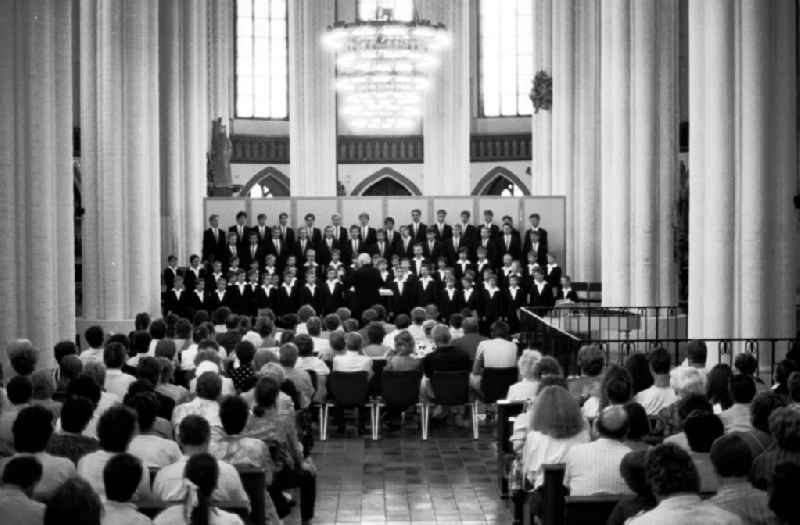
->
[207,117,233,190]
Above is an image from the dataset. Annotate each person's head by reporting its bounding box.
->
[532,356,563,380]
[775,359,798,387]
[184,453,220,525]
[577,345,605,377]
[705,363,734,408]
[686,340,707,367]
[220,395,250,436]
[683,410,724,453]
[623,402,649,441]
[770,407,800,451]
[731,374,756,404]
[30,369,56,400]
[462,317,479,334]
[234,340,257,367]
[595,405,630,440]
[345,332,363,352]
[601,364,634,406]
[671,366,707,397]
[431,324,452,346]
[97,405,136,453]
[751,391,787,433]
[60,395,95,434]
[620,450,652,499]
[490,320,509,340]
[253,376,280,416]
[104,453,142,503]
[279,343,299,368]
[129,330,151,356]
[674,393,713,426]
[84,325,105,349]
[305,316,322,337]
[624,353,653,394]
[13,405,53,453]
[517,350,542,380]
[329,331,346,353]
[178,415,211,452]
[58,355,83,387]
[734,352,759,377]
[787,371,800,403]
[645,443,700,499]
[2,455,42,496]
[137,356,161,386]
[531,386,584,439]
[410,307,426,326]
[360,308,378,327]
[103,341,127,369]
[149,319,167,340]
[195,371,222,401]
[54,340,78,364]
[393,331,416,356]
[44,477,102,525]
[366,322,385,345]
[125,391,158,433]
[647,346,672,376]
[769,462,800,524]
[8,339,37,376]
[7,375,33,406]
[66,374,101,406]
[710,433,752,480]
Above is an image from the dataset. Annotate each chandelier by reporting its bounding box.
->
[321,7,450,131]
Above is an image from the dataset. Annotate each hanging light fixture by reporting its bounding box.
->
[321,5,450,131]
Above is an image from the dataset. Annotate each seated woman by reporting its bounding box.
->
[362,322,391,359]
[384,331,421,372]
[506,349,542,402]
[516,385,590,488]
[154,453,244,525]
[243,376,316,524]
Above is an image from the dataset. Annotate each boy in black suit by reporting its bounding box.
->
[276,268,300,316]
[295,227,313,261]
[163,255,179,290]
[422,229,443,261]
[229,210,249,253]
[529,268,555,314]
[453,247,473,281]
[253,213,271,247]
[523,230,547,268]
[303,213,322,247]
[499,222,521,261]
[458,210,478,247]
[481,209,500,239]
[254,273,279,313]
[416,264,438,307]
[189,277,208,316]
[460,275,479,316]
[477,226,499,267]
[390,265,417,317]
[164,275,190,318]
[395,225,414,259]
[408,208,427,243]
[202,214,227,263]
[357,213,377,246]
[431,209,452,241]
[207,276,230,312]
[524,213,548,253]
[557,275,579,303]
[277,212,294,246]
[478,272,505,332]
[320,267,344,314]
[318,226,339,266]
[184,254,206,291]
[409,243,428,277]
[266,226,287,270]
[447,223,470,265]
[343,225,366,262]
[371,228,392,260]
[505,273,527,333]
[383,217,400,247]
[300,269,324,314]
[439,274,462,322]
[242,232,263,270]
[222,231,240,270]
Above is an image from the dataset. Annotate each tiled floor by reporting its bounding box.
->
[306,424,513,525]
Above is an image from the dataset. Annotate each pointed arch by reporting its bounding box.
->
[471,166,531,196]
[351,166,422,196]
[239,167,291,197]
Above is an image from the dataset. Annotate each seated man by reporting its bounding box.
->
[0,456,45,525]
[126,392,182,468]
[0,406,75,500]
[421,325,471,424]
[470,320,518,393]
[628,444,743,524]
[564,405,633,495]
[683,410,724,493]
[279,343,314,409]
[76,405,149,500]
[719,375,756,433]
[152,415,249,507]
[101,453,151,525]
[46,395,99,464]
[634,347,678,415]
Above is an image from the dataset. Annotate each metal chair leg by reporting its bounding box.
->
[318,404,325,441]
[373,403,381,441]
[421,403,430,440]
[472,400,480,440]
[321,404,330,441]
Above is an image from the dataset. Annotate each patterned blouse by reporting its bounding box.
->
[242,408,302,472]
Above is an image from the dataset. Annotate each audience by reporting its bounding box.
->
[628,444,741,524]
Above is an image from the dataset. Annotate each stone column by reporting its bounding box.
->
[207,0,234,127]
[420,0,471,196]
[688,0,797,345]
[530,0,553,195]
[160,0,209,262]
[0,0,75,367]
[600,0,678,307]
[289,0,337,196]
[80,0,162,325]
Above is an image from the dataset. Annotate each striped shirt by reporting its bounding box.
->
[563,438,633,496]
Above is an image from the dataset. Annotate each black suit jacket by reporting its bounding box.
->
[275,283,300,315]
[253,285,278,312]
[478,288,505,322]
[430,222,452,241]
[305,227,322,248]
[422,240,444,261]
[370,240,393,261]
[342,238,368,263]
[228,224,250,252]
[320,281,345,314]
[265,237,289,268]
[445,236,471,265]
[317,238,340,266]
[242,242,265,269]
[300,284,325,313]
[384,230,401,248]
[163,267,179,290]
[183,267,207,291]
[498,233,522,261]
[556,288,579,302]
[357,226,377,246]
[394,236,415,260]
[347,264,382,317]
[459,223,479,247]
[438,287,463,322]
[481,223,501,240]
[163,289,191,318]
[331,225,349,246]
[476,238,501,267]
[522,227,549,254]
[202,228,228,263]
[408,222,427,243]
[529,282,556,311]
[294,239,314,261]
[390,278,417,316]
[546,265,562,287]
[416,278,439,307]
[278,226,295,247]
[422,346,471,377]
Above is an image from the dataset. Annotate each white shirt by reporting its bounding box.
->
[104,369,137,400]
[634,385,679,415]
[475,338,518,369]
[128,433,183,468]
[171,398,223,437]
[79,347,104,364]
[719,403,754,433]
[102,500,152,525]
[332,351,373,375]
[521,427,591,488]
[152,456,249,507]
[563,438,634,496]
[77,450,150,499]
[0,452,75,500]
[506,379,539,402]
[154,505,243,525]
[628,494,744,525]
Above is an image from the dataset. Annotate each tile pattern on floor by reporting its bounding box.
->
[309,426,513,525]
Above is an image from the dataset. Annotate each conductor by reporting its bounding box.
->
[347,253,382,319]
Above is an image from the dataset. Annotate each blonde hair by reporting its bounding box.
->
[670,366,706,397]
[518,350,542,380]
[531,385,585,439]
